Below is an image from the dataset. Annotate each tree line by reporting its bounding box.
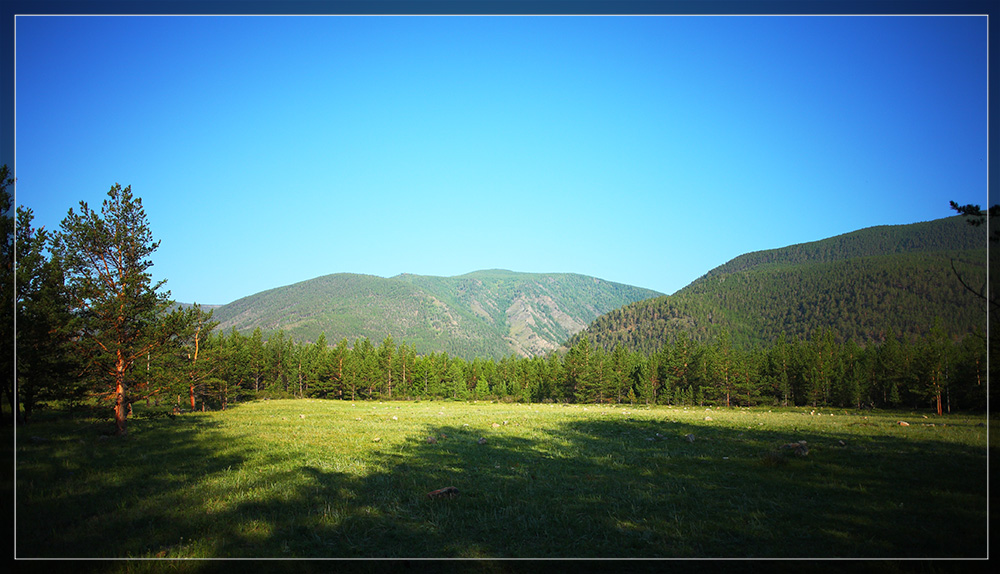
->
[2,171,990,434]
[158,321,984,416]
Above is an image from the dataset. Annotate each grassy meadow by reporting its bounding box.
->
[14,399,991,559]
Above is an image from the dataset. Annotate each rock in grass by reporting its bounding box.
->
[477,437,487,445]
[427,486,459,499]
[781,440,809,456]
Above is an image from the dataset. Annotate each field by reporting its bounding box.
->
[14,399,991,559]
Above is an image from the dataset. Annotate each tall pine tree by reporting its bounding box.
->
[54,183,194,435]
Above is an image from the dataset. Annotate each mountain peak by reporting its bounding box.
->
[212,271,664,359]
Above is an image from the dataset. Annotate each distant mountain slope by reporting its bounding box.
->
[569,216,987,352]
[211,270,663,359]
[698,215,984,280]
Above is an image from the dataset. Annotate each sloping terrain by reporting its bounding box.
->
[211,270,663,359]
[569,215,987,352]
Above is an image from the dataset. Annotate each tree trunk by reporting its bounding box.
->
[189,323,201,409]
[114,353,127,436]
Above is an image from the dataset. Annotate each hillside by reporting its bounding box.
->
[569,215,987,352]
[211,270,663,359]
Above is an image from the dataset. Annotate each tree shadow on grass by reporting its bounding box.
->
[286,413,987,558]
[215,412,986,558]
[16,411,248,558]
[545,414,987,558]
[15,405,988,561]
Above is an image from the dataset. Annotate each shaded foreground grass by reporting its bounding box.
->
[15,400,991,558]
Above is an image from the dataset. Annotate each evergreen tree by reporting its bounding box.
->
[411,353,431,399]
[838,339,866,409]
[53,183,194,435]
[732,346,762,407]
[393,342,415,399]
[542,353,563,401]
[378,334,395,399]
[769,332,792,406]
[268,331,296,395]
[590,345,609,403]
[14,203,78,421]
[209,330,243,409]
[610,344,631,404]
[342,340,361,401]
[918,319,952,415]
[566,337,594,403]
[308,333,330,398]
[447,359,468,400]
[353,337,377,399]
[246,328,266,393]
[713,329,735,407]
[635,358,655,406]
[952,329,986,411]
[329,337,351,399]
[163,305,219,411]
[218,329,250,399]
[875,327,904,407]
[1,166,13,424]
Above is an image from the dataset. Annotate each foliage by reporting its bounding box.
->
[5,165,80,423]
[15,204,79,420]
[52,184,197,435]
[153,317,987,414]
[1,166,16,423]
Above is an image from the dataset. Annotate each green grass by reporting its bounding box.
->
[14,400,991,558]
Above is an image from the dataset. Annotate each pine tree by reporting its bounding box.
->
[14,203,78,421]
[635,358,655,406]
[246,328,266,393]
[54,183,195,435]
[714,328,734,407]
[567,337,594,403]
[162,305,219,411]
[876,328,904,408]
[770,332,792,406]
[919,318,952,415]
[610,344,630,404]
[265,330,293,395]
[378,334,395,399]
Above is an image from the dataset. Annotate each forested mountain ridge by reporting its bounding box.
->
[569,215,986,353]
[696,215,984,281]
[211,270,663,359]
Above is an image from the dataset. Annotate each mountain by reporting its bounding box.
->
[210,270,663,359]
[569,215,987,352]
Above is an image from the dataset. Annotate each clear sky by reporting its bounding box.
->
[14,15,988,305]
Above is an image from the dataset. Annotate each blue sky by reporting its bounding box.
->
[14,15,988,305]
